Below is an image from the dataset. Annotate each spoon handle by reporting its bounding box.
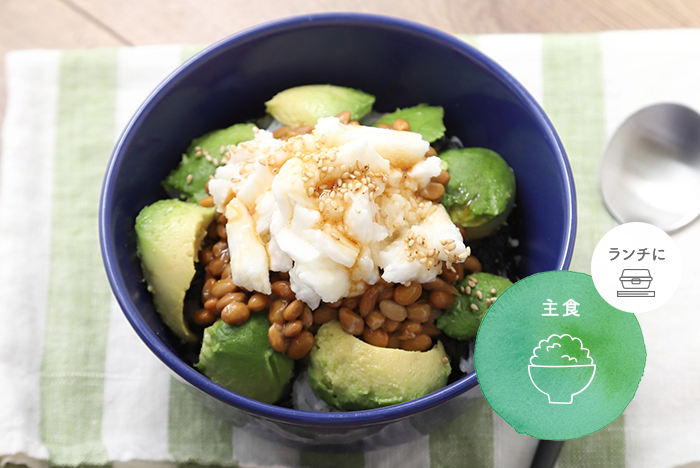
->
[529,440,564,468]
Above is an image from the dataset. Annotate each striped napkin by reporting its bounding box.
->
[2,29,700,468]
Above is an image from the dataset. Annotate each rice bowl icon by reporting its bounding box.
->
[528,334,596,404]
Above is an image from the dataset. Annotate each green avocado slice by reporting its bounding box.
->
[439,148,516,240]
[265,84,375,127]
[307,321,451,410]
[437,272,513,340]
[163,123,255,201]
[197,315,295,404]
[135,199,214,343]
[375,104,445,142]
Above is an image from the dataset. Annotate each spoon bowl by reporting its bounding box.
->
[600,103,700,232]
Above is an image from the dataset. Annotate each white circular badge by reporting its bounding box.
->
[591,222,681,313]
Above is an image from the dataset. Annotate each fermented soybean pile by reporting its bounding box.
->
[135,84,518,410]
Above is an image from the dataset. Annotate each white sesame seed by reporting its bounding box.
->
[186,174,193,184]
[470,303,479,311]
[466,286,472,295]
[491,288,497,295]
[476,290,483,300]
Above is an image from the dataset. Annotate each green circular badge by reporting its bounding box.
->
[474,270,646,440]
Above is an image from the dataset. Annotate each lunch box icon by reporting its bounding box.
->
[619,269,653,289]
[618,269,655,297]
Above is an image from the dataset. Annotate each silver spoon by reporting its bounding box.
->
[600,103,700,232]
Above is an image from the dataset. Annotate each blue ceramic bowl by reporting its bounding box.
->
[100,13,576,450]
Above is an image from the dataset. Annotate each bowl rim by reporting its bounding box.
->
[99,11,576,427]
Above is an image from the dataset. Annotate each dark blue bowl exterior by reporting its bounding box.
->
[100,13,576,449]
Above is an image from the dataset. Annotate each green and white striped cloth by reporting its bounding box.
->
[2,29,699,468]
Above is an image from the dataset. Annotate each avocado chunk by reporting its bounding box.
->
[163,123,255,201]
[197,315,295,404]
[135,199,215,343]
[307,321,451,410]
[437,272,513,341]
[265,84,375,127]
[439,148,516,240]
[375,104,445,142]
